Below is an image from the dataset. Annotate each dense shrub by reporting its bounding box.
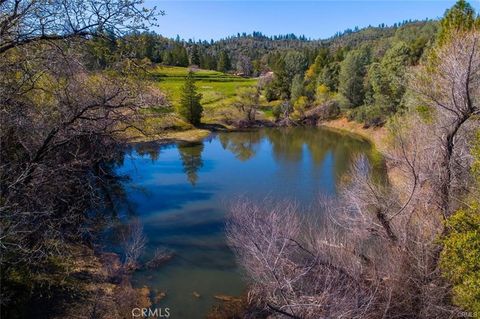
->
[347,104,384,127]
[440,205,480,313]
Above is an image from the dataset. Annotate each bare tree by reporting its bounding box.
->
[233,86,260,122]
[227,31,479,319]
[0,0,162,54]
[0,1,165,313]
[227,200,381,319]
[409,30,480,217]
[236,54,253,76]
[120,218,147,271]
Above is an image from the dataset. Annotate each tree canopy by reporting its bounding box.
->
[178,71,203,126]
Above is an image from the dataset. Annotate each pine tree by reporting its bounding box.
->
[189,44,201,66]
[162,51,174,65]
[338,47,370,108]
[217,51,231,72]
[178,71,203,126]
[438,0,479,44]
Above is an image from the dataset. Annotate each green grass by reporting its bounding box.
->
[150,66,257,111]
[128,66,273,139]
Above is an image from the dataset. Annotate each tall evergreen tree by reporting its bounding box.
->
[189,44,201,66]
[438,0,479,44]
[162,51,174,65]
[217,51,231,72]
[338,47,371,108]
[290,74,304,103]
[362,41,411,120]
[318,62,341,92]
[173,44,189,66]
[178,71,203,126]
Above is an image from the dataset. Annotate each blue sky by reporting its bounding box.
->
[145,1,480,41]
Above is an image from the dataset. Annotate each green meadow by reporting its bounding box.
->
[134,65,262,137]
[150,66,258,111]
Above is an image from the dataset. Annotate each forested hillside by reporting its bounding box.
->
[227,1,480,317]
[84,19,440,132]
[1,0,479,318]
[92,20,434,74]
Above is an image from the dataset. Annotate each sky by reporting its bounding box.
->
[144,0,480,41]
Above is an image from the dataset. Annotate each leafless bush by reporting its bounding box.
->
[408,30,480,217]
[227,31,480,318]
[0,0,160,55]
[227,200,383,318]
[227,159,455,318]
[0,43,162,266]
[145,248,174,269]
[120,219,147,272]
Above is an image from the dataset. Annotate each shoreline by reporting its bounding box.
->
[319,117,389,154]
[127,117,390,153]
[109,117,392,318]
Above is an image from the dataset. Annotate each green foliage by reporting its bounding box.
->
[173,44,189,66]
[152,66,256,114]
[293,96,309,118]
[347,104,384,127]
[217,51,232,72]
[284,51,308,78]
[440,130,480,313]
[438,0,479,44]
[178,71,203,126]
[440,204,480,313]
[472,130,480,181]
[267,51,308,100]
[189,45,201,66]
[315,84,333,105]
[234,86,260,121]
[318,61,341,92]
[272,100,293,120]
[312,48,332,74]
[270,58,291,100]
[290,74,304,102]
[264,84,278,102]
[162,51,174,65]
[272,103,282,120]
[365,41,410,116]
[338,47,371,108]
[394,22,438,63]
[86,29,117,69]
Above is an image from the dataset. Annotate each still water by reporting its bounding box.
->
[115,127,381,318]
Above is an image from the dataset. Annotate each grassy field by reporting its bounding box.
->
[127,66,274,140]
[150,66,258,112]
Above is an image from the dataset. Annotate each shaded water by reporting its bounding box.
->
[114,127,382,318]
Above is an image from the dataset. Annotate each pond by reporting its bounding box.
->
[114,127,382,319]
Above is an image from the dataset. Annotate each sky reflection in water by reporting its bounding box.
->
[114,127,381,319]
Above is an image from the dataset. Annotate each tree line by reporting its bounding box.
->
[227,1,480,317]
[87,19,434,77]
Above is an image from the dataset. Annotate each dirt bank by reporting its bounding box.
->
[320,117,409,190]
[320,117,389,153]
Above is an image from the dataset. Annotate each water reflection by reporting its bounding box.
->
[178,142,204,185]
[218,130,263,161]
[115,127,383,319]
[129,128,381,187]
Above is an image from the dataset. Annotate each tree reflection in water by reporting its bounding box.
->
[178,142,204,185]
[130,128,384,187]
[218,130,263,161]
